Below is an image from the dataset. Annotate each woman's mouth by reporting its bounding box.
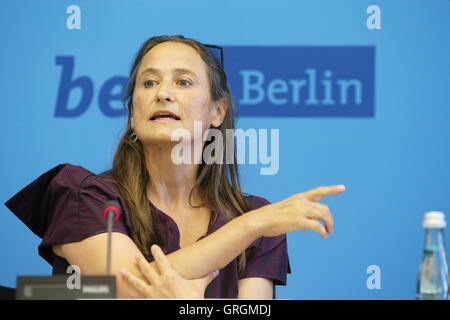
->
[150,110,181,123]
[150,117,180,123]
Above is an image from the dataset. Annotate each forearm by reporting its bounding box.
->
[150,211,261,279]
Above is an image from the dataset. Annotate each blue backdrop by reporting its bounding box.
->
[1,0,449,299]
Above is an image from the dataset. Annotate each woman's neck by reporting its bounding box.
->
[143,142,203,214]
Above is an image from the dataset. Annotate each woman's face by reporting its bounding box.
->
[131,41,226,148]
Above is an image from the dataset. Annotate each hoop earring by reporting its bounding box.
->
[129,129,139,143]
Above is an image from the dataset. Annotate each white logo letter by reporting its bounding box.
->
[66,5,81,30]
[239,70,265,105]
[171,128,191,164]
[259,129,279,176]
[66,265,81,290]
[366,5,381,30]
[366,265,381,289]
[203,128,224,164]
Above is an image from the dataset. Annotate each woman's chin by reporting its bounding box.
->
[141,132,185,147]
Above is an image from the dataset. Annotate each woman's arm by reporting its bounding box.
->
[53,232,146,298]
[168,184,343,280]
[120,245,219,298]
[55,185,344,298]
[238,278,273,299]
[54,209,259,298]
[157,210,259,279]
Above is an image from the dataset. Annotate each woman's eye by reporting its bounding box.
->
[178,79,192,87]
[143,80,156,88]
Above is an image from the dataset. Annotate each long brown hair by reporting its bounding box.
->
[101,35,252,274]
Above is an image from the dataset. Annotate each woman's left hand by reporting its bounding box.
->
[120,245,219,299]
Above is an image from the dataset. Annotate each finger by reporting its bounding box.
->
[307,202,334,233]
[151,245,174,277]
[120,268,154,297]
[301,185,345,202]
[199,270,220,288]
[304,219,328,239]
[135,253,160,285]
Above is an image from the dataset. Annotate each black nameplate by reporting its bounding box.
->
[16,275,116,300]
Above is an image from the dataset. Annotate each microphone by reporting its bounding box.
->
[16,200,121,299]
[102,200,121,275]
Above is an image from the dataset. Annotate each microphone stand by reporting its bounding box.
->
[15,201,121,299]
[107,210,113,275]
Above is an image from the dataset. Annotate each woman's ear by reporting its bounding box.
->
[210,98,228,128]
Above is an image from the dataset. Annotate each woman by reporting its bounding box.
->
[5,35,345,299]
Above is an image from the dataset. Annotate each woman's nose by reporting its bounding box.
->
[156,81,174,103]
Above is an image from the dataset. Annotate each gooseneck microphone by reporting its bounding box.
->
[102,200,122,275]
[16,200,122,299]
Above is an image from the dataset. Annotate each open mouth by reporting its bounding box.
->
[150,111,180,121]
[150,114,180,121]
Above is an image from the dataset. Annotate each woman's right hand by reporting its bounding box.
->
[120,245,219,299]
[249,185,346,238]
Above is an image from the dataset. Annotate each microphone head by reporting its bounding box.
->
[103,200,122,221]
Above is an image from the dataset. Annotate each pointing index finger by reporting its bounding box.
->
[302,185,346,202]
